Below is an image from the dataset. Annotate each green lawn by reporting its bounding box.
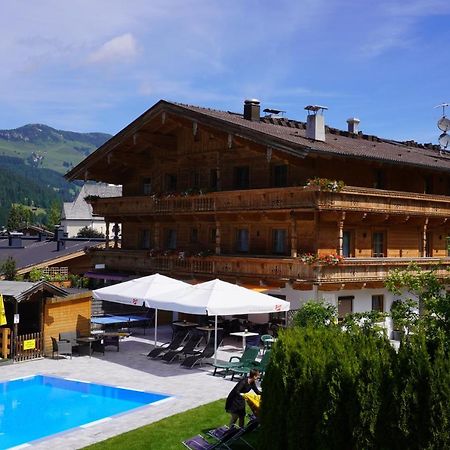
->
[83,399,260,450]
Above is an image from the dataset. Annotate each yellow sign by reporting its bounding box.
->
[0,294,6,326]
[23,339,36,350]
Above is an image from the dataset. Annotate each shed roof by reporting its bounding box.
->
[0,280,68,302]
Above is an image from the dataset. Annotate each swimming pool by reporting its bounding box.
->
[0,375,171,449]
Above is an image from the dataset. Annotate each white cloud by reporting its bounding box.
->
[87,33,138,65]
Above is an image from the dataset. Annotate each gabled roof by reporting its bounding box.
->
[62,183,122,220]
[0,280,68,302]
[66,99,450,181]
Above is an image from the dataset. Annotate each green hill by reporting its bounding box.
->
[0,124,111,227]
[0,124,111,174]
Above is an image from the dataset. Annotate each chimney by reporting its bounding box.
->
[57,240,66,251]
[8,232,23,248]
[305,105,327,142]
[54,225,65,242]
[347,117,360,134]
[243,99,260,121]
[38,231,47,242]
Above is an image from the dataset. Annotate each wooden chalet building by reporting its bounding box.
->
[66,99,450,334]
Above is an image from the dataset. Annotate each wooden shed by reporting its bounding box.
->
[0,281,91,361]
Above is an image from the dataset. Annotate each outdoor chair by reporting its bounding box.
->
[245,334,260,348]
[51,337,72,359]
[260,334,273,354]
[103,334,120,351]
[181,331,223,369]
[212,345,259,377]
[182,418,259,450]
[162,332,203,363]
[182,426,240,450]
[147,330,189,358]
[59,330,80,353]
[230,349,272,380]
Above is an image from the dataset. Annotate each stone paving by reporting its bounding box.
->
[1,326,248,450]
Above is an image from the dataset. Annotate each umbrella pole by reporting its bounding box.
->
[214,315,218,365]
[154,308,158,348]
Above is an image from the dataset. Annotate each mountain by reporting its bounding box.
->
[0,124,112,227]
[0,123,111,174]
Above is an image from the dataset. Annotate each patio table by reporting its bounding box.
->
[76,336,102,357]
[196,326,223,344]
[230,331,259,350]
[172,321,198,328]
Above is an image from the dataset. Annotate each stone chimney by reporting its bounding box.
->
[243,99,260,121]
[305,105,328,142]
[347,117,360,134]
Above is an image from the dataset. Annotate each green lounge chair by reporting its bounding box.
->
[212,345,259,377]
[230,349,272,380]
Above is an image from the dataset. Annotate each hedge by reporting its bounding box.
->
[259,327,449,450]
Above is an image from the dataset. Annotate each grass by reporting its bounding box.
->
[83,399,260,450]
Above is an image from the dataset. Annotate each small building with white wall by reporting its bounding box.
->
[61,183,122,238]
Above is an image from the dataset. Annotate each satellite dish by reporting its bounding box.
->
[439,132,450,149]
[437,116,450,132]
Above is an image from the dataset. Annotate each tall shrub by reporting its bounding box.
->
[259,327,394,450]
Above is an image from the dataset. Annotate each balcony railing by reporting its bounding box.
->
[91,186,450,218]
[90,249,450,284]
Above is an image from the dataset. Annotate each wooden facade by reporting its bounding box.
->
[43,292,91,355]
[66,100,450,314]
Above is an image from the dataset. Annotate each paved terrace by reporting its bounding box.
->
[0,326,248,450]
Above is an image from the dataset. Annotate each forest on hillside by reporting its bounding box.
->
[0,155,80,226]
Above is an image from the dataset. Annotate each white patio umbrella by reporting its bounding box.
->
[92,273,191,346]
[148,279,291,363]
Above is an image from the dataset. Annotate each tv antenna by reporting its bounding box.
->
[435,103,450,151]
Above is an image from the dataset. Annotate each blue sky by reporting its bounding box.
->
[1,0,449,143]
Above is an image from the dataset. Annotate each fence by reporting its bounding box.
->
[13,332,43,362]
[0,328,11,358]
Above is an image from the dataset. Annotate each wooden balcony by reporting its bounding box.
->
[91,186,450,219]
[90,248,450,285]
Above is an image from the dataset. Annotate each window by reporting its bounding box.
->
[272,229,287,254]
[190,227,198,243]
[165,229,177,249]
[166,174,177,191]
[210,169,218,190]
[140,229,152,249]
[424,175,433,194]
[191,171,200,189]
[374,169,385,189]
[234,166,250,189]
[236,229,249,253]
[371,295,384,312]
[372,232,385,257]
[342,230,354,257]
[272,165,288,187]
[424,231,433,257]
[338,296,353,318]
[142,178,152,195]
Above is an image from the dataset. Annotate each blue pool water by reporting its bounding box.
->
[0,375,171,449]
